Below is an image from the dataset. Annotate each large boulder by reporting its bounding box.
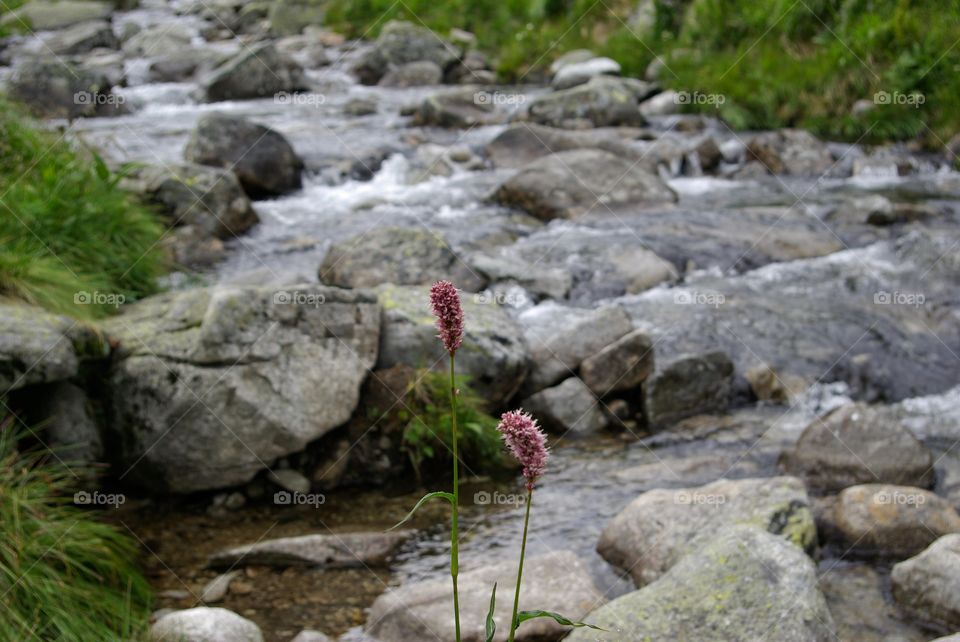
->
[7,59,123,119]
[521,377,606,434]
[746,129,835,176]
[568,526,836,641]
[352,20,458,85]
[43,19,117,55]
[413,86,505,128]
[832,484,960,557]
[642,350,734,428]
[780,402,934,492]
[579,329,653,396]
[101,285,380,493]
[376,285,528,405]
[551,56,620,90]
[150,607,263,642]
[122,23,193,57]
[366,551,605,641]
[525,76,649,128]
[318,227,484,292]
[483,123,647,170]
[185,113,303,198]
[892,534,960,630]
[492,149,676,220]
[201,43,306,101]
[0,0,111,30]
[598,476,816,586]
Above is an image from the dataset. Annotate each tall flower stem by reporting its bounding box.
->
[449,353,461,642]
[508,487,533,642]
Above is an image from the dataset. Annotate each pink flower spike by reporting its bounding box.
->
[497,410,549,490]
[430,280,464,355]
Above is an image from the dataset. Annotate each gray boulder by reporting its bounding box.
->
[123,23,193,57]
[780,402,934,492]
[201,43,306,101]
[7,59,123,119]
[0,0,111,30]
[352,20,458,85]
[101,285,379,493]
[892,534,960,630]
[598,476,816,586]
[43,19,117,55]
[35,382,103,465]
[413,86,505,128]
[208,531,412,569]
[185,113,303,198]
[568,526,836,641]
[484,123,649,170]
[579,329,654,396]
[525,76,648,128]
[378,60,443,87]
[492,149,676,220]
[551,56,621,90]
[746,129,835,176]
[267,0,325,36]
[521,377,606,434]
[642,350,733,428]
[367,550,605,642]
[150,607,263,642]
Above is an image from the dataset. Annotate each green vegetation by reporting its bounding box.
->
[0,418,152,641]
[325,0,960,145]
[0,99,166,319]
[399,370,505,479]
[0,0,26,37]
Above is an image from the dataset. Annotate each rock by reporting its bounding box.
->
[0,303,105,393]
[101,285,379,493]
[352,20,458,85]
[343,97,377,116]
[744,363,807,403]
[378,60,443,87]
[290,631,332,642]
[185,113,303,198]
[548,49,595,75]
[526,75,647,128]
[642,351,733,428]
[318,227,484,292]
[1,0,111,30]
[413,86,504,128]
[551,56,621,90]
[780,402,934,492]
[43,19,117,55]
[201,43,306,101]
[28,382,103,464]
[208,531,411,569]
[568,526,835,641]
[598,476,815,586]
[492,149,676,220]
[694,136,722,171]
[608,246,678,293]
[266,468,310,494]
[483,123,648,170]
[200,571,239,603]
[267,0,325,36]
[521,377,606,434]
[892,534,960,630]
[579,329,654,396]
[7,59,123,119]
[150,607,264,642]
[468,253,572,300]
[122,24,193,57]
[376,285,528,404]
[522,305,633,393]
[746,129,835,176]
[131,163,259,241]
[639,89,681,117]
[366,550,605,642]
[832,484,960,556]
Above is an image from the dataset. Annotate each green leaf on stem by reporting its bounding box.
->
[387,491,455,531]
[515,610,605,631]
[485,583,497,642]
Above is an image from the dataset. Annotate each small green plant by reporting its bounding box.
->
[0,416,152,641]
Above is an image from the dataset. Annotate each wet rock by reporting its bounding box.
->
[832,484,960,557]
[744,363,807,402]
[521,304,633,393]
[579,329,654,396]
[101,285,379,492]
[266,468,310,494]
[746,129,835,176]
[551,56,620,90]
[185,113,303,198]
[150,607,264,642]
[208,532,412,569]
[694,136,722,172]
[483,123,651,170]
[1,0,111,30]
[343,97,377,116]
[639,89,681,117]
[290,631,332,642]
[7,59,123,119]
[548,49,595,74]
[0,303,105,393]
[318,227,484,292]
[598,476,816,586]
[526,75,647,128]
[148,48,229,83]
[267,0,325,37]
[367,550,605,642]
[200,571,239,603]
[892,534,960,630]
[376,284,528,405]
[492,149,676,221]
[642,351,733,428]
[413,86,504,128]
[521,377,606,434]
[378,60,443,87]
[352,20,458,85]
[780,402,934,492]
[43,19,117,55]
[468,253,572,301]
[201,43,306,101]
[122,23,193,57]
[570,526,834,641]
[853,148,922,177]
